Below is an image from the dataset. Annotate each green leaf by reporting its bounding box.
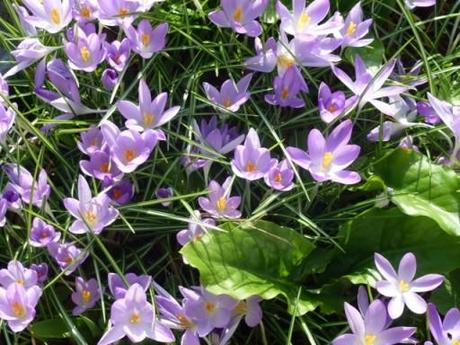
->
[344,40,385,71]
[373,149,460,236]
[30,319,71,339]
[431,269,460,313]
[180,220,319,315]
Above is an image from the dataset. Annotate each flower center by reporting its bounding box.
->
[346,21,357,36]
[277,54,295,70]
[11,302,25,318]
[322,151,334,170]
[112,187,122,200]
[205,301,216,314]
[50,8,61,25]
[245,161,256,172]
[281,88,289,99]
[193,233,203,241]
[80,6,91,18]
[84,210,97,226]
[297,10,310,29]
[90,138,99,146]
[141,33,150,47]
[82,289,92,304]
[39,230,50,240]
[452,341,460,345]
[63,255,73,265]
[222,97,233,108]
[143,112,154,127]
[118,7,129,18]
[328,104,337,113]
[80,47,91,63]
[234,301,247,315]
[124,149,136,162]
[274,172,283,183]
[216,196,227,212]
[364,335,376,345]
[233,7,242,22]
[15,278,24,285]
[399,280,410,293]
[176,313,193,328]
[100,162,110,173]
[130,312,141,324]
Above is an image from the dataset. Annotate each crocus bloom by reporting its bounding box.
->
[177,211,216,246]
[65,30,106,72]
[47,242,88,275]
[203,74,253,112]
[125,21,168,59]
[198,177,241,219]
[332,55,408,115]
[30,264,48,285]
[332,300,415,345]
[155,187,173,207]
[374,252,444,319]
[427,303,460,345]
[105,39,131,72]
[337,2,373,48]
[63,175,119,234]
[0,261,37,289]
[72,0,99,22]
[264,159,294,191]
[13,4,37,36]
[101,121,159,173]
[106,180,134,205]
[0,283,42,332]
[0,74,9,98]
[97,0,139,27]
[108,272,152,299]
[80,149,123,182]
[231,128,277,181]
[394,59,426,88]
[208,0,268,37]
[276,0,344,37]
[244,37,278,73]
[287,120,361,184]
[21,0,72,33]
[0,199,6,227]
[1,186,21,212]
[405,0,436,8]
[3,164,50,208]
[265,66,308,108]
[0,103,16,142]
[232,296,263,327]
[77,126,105,155]
[417,101,440,125]
[318,82,357,123]
[97,283,175,345]
[29,217,60,248]
[117,79,180,135]
[3,38,57,79]
[71,277,100,315]
[101,68,118,91]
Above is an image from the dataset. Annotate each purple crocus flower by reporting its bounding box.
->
[30,264,48,285]
[72,277,100,315]
[203,74,253,112]
[0,74,9,99]
[332,55,408,115]
[0,261,37,289]
[21,0,72,33]
[155,187,173,207]
[63,175,119,234]
[80,149,123,182]
[405,0,436,9]
[276,0,344,37]
[231,128,277,181]
[177,211,216,246]
[3,164,51,208]
[427,303,460,345]
[244,37,278,73]
[374,252,444,319]
[97,0,139,27]
[101,121,159,173]
[108,272,151,300]
[13,4,37,36]
[106,180,134,205]
[97,283,174,345]
[264,159,294,191]
[1,186,21,212]
[394,59,426,88]
[3,38,57,79]
[232,296,263,327]
[181,146,208,175]
[332,299,416,345]
[417,101,440,125]
[105,39,131,72]
[117,79,180,135]
[337,2,373,48]
[125,20,168,59]
[287,120,361,184]
[29,217,60,248]
[0,103,16,143]
[0,199,6,227]
[47,241,89,275]
[183,287,238,337]
[101,68,118,91]
[0,283,42,332]
[198,177,242,219]
[65,30,106,72]
[265,66,308,108]
[318,82,357,123]
[135,0,159,12]
[208,0,268,37]
[77,126,105,155]
[72,0,99,22]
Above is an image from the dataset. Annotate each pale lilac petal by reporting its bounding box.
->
[398,252,417,282]
[403,292,427,314]
[376,280,398,297]
[374,253,398,282]
[388,295,404,319]
[344,302,364,336]
[378,327,416,344]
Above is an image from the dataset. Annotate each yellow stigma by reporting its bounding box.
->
[15,278,24,285]
[216,196,227,212]
[297,10,310,29]
[112,188,122,200]
[130,312,141,324]
[176,313,193,328]
[274,172,283,183]
[84,210,97,226]
[322,151,334,170]
[80,6,91,19]
[64,255,73,265]
[245,161,256,172]
[119,7,129,18]
[364,335,377,345]
[80,46,91,63]
[141,33,150,47]
[277,54,295,70]
[100,162,110,173]
[11,302,25,318]
[233,7,242,22]
[328,104,337,113]
[143,112,155,127]
[346,21,357,36]
[82,289,92,304]
[452,341,460,345]
[50,8,61,25]
[234,301,247,315]
[281,87,289,99]
[399,280,410,293]
[193,233,203,241]
[205,302,216,314]
[124,149,136,162]
[222,97,233,108]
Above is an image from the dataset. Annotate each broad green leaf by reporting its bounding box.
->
[180,220,319,315]
[344,40,385,71]
[431,269,460,313]
[373,149,460,236]
[30,319,71,339]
